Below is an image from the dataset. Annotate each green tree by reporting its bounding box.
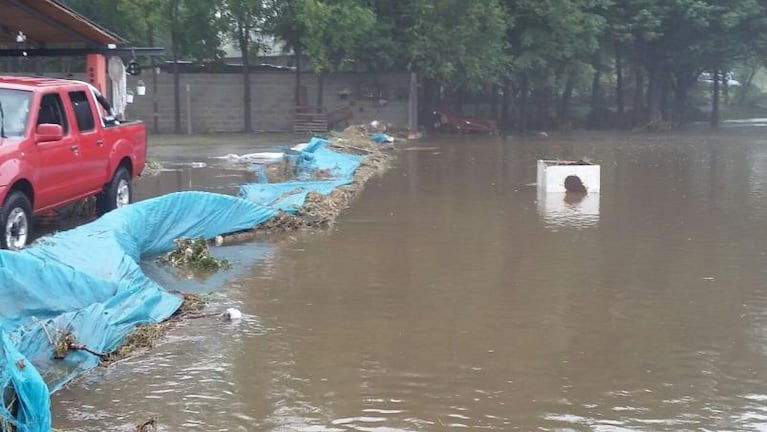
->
[60,0,146,43]
[118,0,168,133]
[222,0,265,132]
[166,0,223,132]
[369,0,508,121]
[267,0,307,105]
[296,0,375,107]
[504,0,605,131]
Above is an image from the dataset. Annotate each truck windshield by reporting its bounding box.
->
[0,89,33,138]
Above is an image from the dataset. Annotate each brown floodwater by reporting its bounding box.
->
[50,127,767,431]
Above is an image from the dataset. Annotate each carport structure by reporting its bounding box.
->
[0,0,162,93]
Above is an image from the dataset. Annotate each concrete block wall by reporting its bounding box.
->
[119,71,410,133]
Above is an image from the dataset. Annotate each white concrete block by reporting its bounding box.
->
[537,160,600,193]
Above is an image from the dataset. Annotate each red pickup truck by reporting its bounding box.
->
[0,76,146,250]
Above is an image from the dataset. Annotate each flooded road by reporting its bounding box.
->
[52,129,767,430]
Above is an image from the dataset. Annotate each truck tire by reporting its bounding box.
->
[97,167,132,215]
[1,191,32,250]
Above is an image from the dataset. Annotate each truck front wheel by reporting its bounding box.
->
[97,167,132,215]
[1,191,32,250]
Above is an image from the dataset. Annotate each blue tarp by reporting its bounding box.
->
[0,192,276,431]
[239,137,363,212]
[0,136,369,431]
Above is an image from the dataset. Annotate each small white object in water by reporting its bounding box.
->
[224,308,242,320]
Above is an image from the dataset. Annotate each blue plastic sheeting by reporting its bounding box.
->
[370,132,394,143]
[240,179,353,213]
[0,191,277,431]
[1,135,372,431]
[239,137,364,212]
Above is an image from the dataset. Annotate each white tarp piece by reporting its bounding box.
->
[107,56,127,118]
[213,152,285,163]
[212,143,311,164]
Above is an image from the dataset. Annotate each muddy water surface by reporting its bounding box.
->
[51,128,767,430]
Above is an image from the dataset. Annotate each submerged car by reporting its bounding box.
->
[432,110,498,134]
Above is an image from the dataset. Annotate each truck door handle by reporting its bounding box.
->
[70,145,79,151]
[96,139,104,146]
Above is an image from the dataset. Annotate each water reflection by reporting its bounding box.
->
[141,242,274,294]
[537,189,600,229]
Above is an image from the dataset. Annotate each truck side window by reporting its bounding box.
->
[68,91,95,132]
[38,93,69,134]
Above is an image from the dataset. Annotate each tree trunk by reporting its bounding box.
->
[147,21,159,133]
[408,71,418,132]
[723,76,729,105]
[588,62,602,128]
[420,77,434,129]
[519,73,529,134]
[500,79,510,130]
[711,70,720,128]
[738,66,758,105]
[590,64,602,111]
[454,88,464,114]
[646,68,662,124]
[490,84,498,120]
[559,76,574,124]
[294,45,302,106]
[239,27,253,133]
[615,43,624,116]
[316,72,324,108]
[172,0,181,134]
[672,74,696,122]
[660,75,670,120]
[633,62,644,123]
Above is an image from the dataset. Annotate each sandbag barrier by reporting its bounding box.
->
[0,132,393,431]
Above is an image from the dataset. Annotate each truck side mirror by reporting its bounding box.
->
[36,123,64,143]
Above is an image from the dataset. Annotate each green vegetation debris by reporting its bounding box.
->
[158,237,231,272]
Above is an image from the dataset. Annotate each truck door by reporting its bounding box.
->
[33,92,81,210]
[67,89,108,195]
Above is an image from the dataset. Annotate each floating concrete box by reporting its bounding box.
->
[536,160,600,193]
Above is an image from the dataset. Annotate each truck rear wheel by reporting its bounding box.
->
[97,167,132,215]
[1,191,32,250]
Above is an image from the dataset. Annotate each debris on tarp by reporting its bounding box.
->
[371,132,394,144]
[101,293,207,365]
[239,126,394,234]
[159,237,231,272]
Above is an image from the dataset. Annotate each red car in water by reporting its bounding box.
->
[0,76,147,249]
[433,110,498,134]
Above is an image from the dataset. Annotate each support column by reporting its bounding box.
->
[86,54,106,94]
